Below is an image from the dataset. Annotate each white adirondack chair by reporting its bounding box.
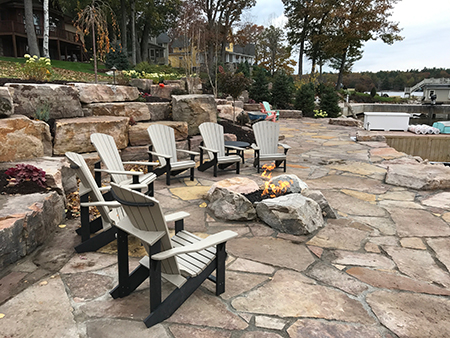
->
[252,121,291,173]
[109,183,238,328]
[65,151,124,253]
[90,133,158,196]
[147,124,199,185]
[198,122,244,177]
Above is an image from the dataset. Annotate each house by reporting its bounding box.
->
[147,33,170,65]
[0,0,84,61]
[405,78,450,104]
[168,37,255,72]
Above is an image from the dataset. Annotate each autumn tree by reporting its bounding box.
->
[326,0,403,89]
[75,0,115,82]
[256,25,296,76]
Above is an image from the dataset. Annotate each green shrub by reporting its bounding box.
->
[295,83,315,117]
[22,54,52,81]
[105,42,129,70]
[271,70,294,109]
[249,66,271,103]
[319,86,341,118]
[34,101,50,122]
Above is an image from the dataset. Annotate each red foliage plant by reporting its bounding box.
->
[5,164,46,188]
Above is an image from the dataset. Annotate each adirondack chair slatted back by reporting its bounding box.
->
[65,152,122,226]
[90,133,129,184]
[253,121,280,155]
[199,122,226,159]
[110,183,181,276]
[147,124,178,167]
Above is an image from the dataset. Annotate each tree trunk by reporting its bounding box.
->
[130,0,136,66]
[43,0,49,58]
[140,22,150,63]
[336,47,348,90]
[298,40,304,76]
[24,0,40,56]
[92,21,97,83]
[120,0,127,52]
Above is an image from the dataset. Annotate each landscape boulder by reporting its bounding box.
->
[268,174,309,194]
[207,187,256,221]
[146,102,171,121]
[0,87,14,117]
[84,102,150,121]
[6,83,82,119]
[150,84,180,99]
[256,193,325,235]
[302,189,337,219]
[385,163,450,190]
[329,117,363,128]
[172,94,217,136]
[53,116,129,155]
[129,121,188,146]
[0,115,52,162]
[217,105,244,120]
[72,83,139,103]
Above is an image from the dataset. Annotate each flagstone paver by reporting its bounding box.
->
[231,270,375,324]
[387,208,450,237]
[306,223,370,251]
[367,290,450,338]
[287,319,383,338]
[427,238,450,272]
[227,258,276,275]
[169,325,232,338]
[324,250,396,270]
[322,191,387,217]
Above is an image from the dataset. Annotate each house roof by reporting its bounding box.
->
[157,33,170,44]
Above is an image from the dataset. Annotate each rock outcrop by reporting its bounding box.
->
[72,83,139,104]
[0,87,14,117]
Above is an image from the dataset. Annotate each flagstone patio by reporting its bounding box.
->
[1,117,450,337]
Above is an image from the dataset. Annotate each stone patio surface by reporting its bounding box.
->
[1,118,450,338]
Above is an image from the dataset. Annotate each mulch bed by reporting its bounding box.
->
[0,172,47,195]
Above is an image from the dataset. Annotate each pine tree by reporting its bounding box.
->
[249,67,271,103]
[295,83,315,117]
[319,86,341,118]
[271,70,294,109]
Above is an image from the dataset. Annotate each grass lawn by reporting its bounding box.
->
[0,56,110,83]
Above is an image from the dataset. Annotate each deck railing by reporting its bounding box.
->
[0,20,79,44]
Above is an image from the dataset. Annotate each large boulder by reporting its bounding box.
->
[208,187,256,221]
[172,94,217,136]
[217,105,243,120]
[385,163,450,190]
[53,116,129,155]
[129,121,188,146]
[146,102,171,121]
[72,83,139,103]
[269,174,309,194]
[84,102,151,121]
[5,83,82,119]
[256,193,325,235]
[129,79,153,92]
[207,177,260,199]
[279,110,303,118]
[0,87,14,117]
[150,84,180,99]
[0,191,65,269]
[302,189,337,219]
[0,115,52,162]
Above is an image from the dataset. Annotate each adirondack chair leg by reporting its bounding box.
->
[215,242,226,296]
[149,241,162,312]
[165,160,171,186]
[236,161,240,175]
[143,258,218,328]
[283,160,287,172]
[75,226,117,253]
[147,182,154,197]
[76,217,102,236]
[80,194,91,242]
[94,161,102,188]
[175,219,184,234]
[117,228,130,298]
[190,167,195,181]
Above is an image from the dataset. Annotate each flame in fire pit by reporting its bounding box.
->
[261,163,293,198]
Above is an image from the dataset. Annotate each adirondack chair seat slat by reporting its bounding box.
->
[109,183,238,328]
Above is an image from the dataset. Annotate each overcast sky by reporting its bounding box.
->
[247,0,450,73]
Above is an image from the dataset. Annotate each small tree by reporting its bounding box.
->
[295,82,315,117]
[218,70,252,123]
[319,86,341,118]
[271,70,294,109]
[249,66,271,103]
[105,42,129,70]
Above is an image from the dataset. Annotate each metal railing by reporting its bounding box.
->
[0,20,79,43]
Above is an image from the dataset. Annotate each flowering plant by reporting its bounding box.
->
[313,109,328,118]
[5,164,46,188]
[22,54,52,81]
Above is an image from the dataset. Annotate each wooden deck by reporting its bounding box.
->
[380,131,450,162]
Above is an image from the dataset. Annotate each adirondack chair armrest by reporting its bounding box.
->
[115,220,166,247]
[278,143,291,149]
[225,145,245,151]
[80,201,121,208]
[199,145,219,153]
[177,149,199,156]
[94,168,144,176]
[151,230,238,260]
[164,211,190,223]
[147,150,172,159]
[120,183,148,190]
[98,186,111,192]
[122,161,159,166]
[251,143,260,150]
